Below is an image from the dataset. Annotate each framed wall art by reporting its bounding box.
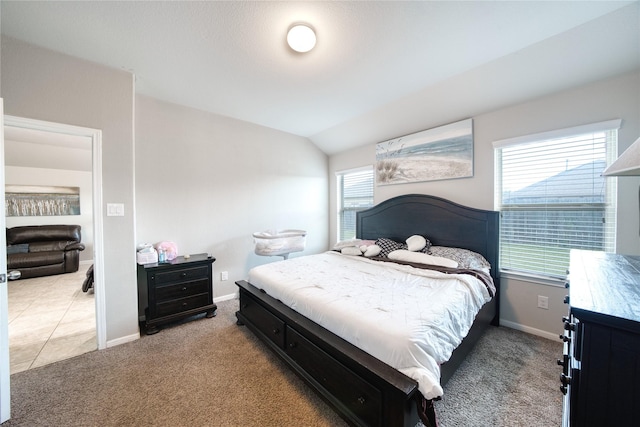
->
[5,185,80,217]
[376,118,473,185]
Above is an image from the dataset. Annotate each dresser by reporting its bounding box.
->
[560,250,640,426]
[137,253,216,334]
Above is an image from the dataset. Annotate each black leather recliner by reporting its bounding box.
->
[7,225,85,280]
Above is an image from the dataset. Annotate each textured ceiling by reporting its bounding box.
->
[2,1,639,155]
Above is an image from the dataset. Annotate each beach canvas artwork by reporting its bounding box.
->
[376,119,473,185]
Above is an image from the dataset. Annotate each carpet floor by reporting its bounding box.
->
[2,298,562,426]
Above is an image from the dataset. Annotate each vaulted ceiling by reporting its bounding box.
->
[2,1,639,155]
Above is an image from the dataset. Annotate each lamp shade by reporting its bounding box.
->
[602,136,640,176]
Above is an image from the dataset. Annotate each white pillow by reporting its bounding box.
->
[363,244,382,257]
[388,249,458,268]
[406,235,427,252]
[333,239,362,250]
[341,246,363,256]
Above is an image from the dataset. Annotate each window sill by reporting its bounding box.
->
[499,270,567,288]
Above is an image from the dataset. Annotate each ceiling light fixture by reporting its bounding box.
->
[287,24,316,53]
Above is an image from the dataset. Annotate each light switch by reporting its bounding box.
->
[107,203,125,217]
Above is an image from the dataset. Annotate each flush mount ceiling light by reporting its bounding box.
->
[287,24,316,53]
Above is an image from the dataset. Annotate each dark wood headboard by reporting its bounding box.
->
[356,194,500,284]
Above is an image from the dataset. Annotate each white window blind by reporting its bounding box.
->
[494,120,619,279]
[337,167,374,241]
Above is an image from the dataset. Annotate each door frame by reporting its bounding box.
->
[4,115,106,350]
[1,101,9,422]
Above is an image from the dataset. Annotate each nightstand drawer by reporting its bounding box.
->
[155,293,210,317]
[155,278,209,302]
[153,265,209,285]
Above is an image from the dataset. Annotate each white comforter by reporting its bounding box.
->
[247,251,492,399]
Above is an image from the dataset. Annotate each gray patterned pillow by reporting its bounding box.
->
[428,246,491,270]
[419,238,433,254]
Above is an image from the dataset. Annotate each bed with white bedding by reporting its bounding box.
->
[236,194,500,427]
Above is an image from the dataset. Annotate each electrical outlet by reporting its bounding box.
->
[537,295,549,310]
[221,271,228,281]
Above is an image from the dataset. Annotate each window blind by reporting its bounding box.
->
[494,122,619,279]
[337,167,374,241]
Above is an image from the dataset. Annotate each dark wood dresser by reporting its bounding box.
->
[137,253,216,334]
[560,249,640,426]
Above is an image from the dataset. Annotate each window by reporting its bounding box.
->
[337,167,374,241]
[494,120,620,279]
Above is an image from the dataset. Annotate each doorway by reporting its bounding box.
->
[4,116,105,373]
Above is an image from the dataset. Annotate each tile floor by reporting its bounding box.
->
[7,263,96,374]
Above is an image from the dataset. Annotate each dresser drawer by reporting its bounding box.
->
[153,265,209,285]
[155,293,210,317]
[155,278,209,302]
[286,327,382,427]
[239,292,285,349]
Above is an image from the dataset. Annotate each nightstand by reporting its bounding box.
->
[137,253,216,334]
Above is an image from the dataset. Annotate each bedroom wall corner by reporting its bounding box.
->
[134,95,329,298]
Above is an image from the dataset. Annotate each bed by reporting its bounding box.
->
[235,194,500,427]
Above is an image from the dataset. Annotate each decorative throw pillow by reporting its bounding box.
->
[363,244,382,257]
[333,239,362,250]
[428,246,491,270]
[358,240,376,252]
[375,238,407,257]
[419,238,432,253]
[388,250,459,268]
[406,235,427,252]
[341,246,363,256]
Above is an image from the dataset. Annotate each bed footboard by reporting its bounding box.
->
[236,280,423,427]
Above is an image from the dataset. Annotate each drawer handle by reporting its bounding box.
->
[556,357,566,368]
[357,396,366,405]
[288,342,297,349]
[182,286,187,291]
[182,302,188,307]
[272,328,280,335]
[180,272,187,278]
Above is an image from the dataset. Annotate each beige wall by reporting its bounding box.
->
[134,95,329,297]
[2,36,137,343]
[329,71,640,339]
[1,37,329,345]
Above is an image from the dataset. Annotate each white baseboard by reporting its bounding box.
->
[106,332,140,348]
[80,259,94,265]
[214,293,238,303]
[106,294,236,348]
[499,319,560,342]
